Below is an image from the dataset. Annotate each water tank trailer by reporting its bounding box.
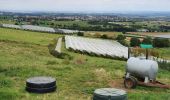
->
[124,57,170,89]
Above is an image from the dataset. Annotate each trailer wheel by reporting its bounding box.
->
[124,76,137,89]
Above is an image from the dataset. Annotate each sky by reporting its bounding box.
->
[0,0,170,12]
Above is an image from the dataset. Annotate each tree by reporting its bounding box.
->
[142,36,152,44]
[130,37,141,47]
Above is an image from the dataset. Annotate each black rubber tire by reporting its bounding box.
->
[93,88,127,100]
[124,76,137,89]
[26,76,56,93]
[26,86,56,93]
[26,76,56,88]
[26,81,56,89]
[93,94,127,100]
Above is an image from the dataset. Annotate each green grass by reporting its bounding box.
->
[52,21,89,27]
[155,48,170,59]
[40,20,90,28]
[0,20,16,24]
[109,21,170,28]
[0,28,169,100]
[0,28,61,45]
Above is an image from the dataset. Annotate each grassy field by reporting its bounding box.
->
[154,48,170,59]
[84,31,122,39]
[0,28,170,100]
[128,32,170,36]
[109,21,170,28]
[0,20,16,24]
[52,21,89,27]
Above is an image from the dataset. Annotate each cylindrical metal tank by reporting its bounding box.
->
[126,57,158,81]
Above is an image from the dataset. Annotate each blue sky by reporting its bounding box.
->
[0,0,170,12]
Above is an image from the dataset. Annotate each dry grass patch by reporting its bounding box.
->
[74,54,87,65]
[93,68,111,82]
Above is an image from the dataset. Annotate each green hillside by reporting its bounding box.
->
[0,28,169,100]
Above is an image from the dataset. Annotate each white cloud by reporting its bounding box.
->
[0,0,169,12]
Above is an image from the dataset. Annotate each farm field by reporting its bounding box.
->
[128,32,170,39]
[51,21,89,27]
[0,28,170,100]
[65,36,128,59]
[109,21,170,27]
[129,32,170,36]
[84,31,122,39]
[0,20,16,24]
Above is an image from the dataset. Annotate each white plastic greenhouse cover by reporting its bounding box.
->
[65,36,128,58]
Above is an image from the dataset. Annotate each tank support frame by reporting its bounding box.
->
[124,74,170,89]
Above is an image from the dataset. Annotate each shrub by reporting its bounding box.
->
[116,35,128,46]
[153,38,170,48]
[118,40,129,46]
[100,34,108,39]
[116,35,126,40]
[77,32,84,36]
[142,36,152,44]
[130,37,141,47]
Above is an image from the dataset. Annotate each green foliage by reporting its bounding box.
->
[116,35,126,40]
[48,39,60,56]
[153,38,170,48]
[130,37,141,47]
[100,34,108,39]
[118,40,129,46]
[122,31,127,34]
[116,35,128,46]
[142,36,152,44]
[77,32,84,36]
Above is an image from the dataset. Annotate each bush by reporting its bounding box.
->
[118,40,129,46]
[130,37,141,47]
[77,32,84,36]
[142,36,152,44]
[116,35,126,40]
[153,38,170,48]
[100,34,108,39]
[122,31,127,34]
[116,35,128,46]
